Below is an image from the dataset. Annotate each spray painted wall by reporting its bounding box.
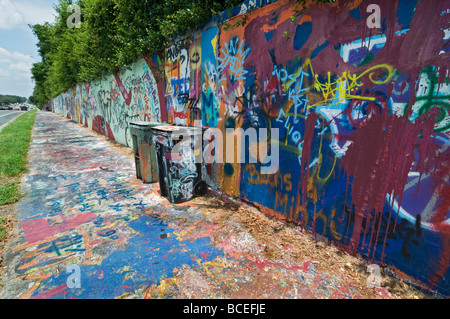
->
[52,56,166,147]
[50,0,450,295]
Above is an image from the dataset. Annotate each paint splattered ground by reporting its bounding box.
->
[0,111,433,299]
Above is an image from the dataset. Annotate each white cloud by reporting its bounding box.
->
[0,0,56,30]
[0,46,34,96]
[10,60,32,73]
[0,0,23,30]
[0,47,33,73]
[0,47,12,57]
[0,47,13,62]
[0,0,57,96]
[0,48,13,79]
[11,50,34,64]
[0,68,10,77]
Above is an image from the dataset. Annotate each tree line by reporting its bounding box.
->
[30,0,244,108]
[0,95,28,105]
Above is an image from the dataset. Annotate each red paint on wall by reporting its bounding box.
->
[298,112,318,223]
[113,73,132,106]
[339,107,441,257]
[92,115,115,141]
[427,148,450,287]
[143,53,168,122]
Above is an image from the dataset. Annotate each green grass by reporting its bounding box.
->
[0,215,7,241]
[0,180,21,206]
[0,110,37,206]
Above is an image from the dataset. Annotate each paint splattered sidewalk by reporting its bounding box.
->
[0,111,426,299]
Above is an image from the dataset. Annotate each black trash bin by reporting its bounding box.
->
[151,125,207,203]
[129,121,161,183]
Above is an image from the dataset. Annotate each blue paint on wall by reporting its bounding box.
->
[397,0,418,29]
[293,22,312,51]
[201,26,220,128]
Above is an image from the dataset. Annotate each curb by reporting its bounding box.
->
[0,111,29,133]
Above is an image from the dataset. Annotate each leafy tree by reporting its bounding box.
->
[0,95,27,104]
[30,0,245,104]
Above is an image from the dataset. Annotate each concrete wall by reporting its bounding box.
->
[50,0,450,295]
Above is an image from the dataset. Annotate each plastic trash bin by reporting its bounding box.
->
[151,125,207,203]
[129,121,161,183]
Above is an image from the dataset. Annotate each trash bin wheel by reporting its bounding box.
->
[194,181,208,197]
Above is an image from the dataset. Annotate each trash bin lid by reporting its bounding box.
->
[152,125,203,136]
[130,121,162,130]
[151,125,179,132]
[183,127,202,139]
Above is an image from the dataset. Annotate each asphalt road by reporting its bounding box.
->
[0,110,26,128]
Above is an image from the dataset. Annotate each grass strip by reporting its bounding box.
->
[0,110,37,205]
[0,215,7,241]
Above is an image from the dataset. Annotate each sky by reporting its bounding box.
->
[0,0,58,98]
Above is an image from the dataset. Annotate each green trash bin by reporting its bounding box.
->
[130,121,161,183]
[151,125,207,203]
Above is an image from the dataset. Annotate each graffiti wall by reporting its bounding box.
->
[52,57,165,147]
[51,0,450,295]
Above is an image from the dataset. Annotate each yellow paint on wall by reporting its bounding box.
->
[211,35,218,58]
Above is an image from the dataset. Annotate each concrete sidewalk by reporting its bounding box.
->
[0,111,400,299]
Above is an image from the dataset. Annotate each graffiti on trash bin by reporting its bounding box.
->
[138,140,155,182]
[167,145,199,201]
